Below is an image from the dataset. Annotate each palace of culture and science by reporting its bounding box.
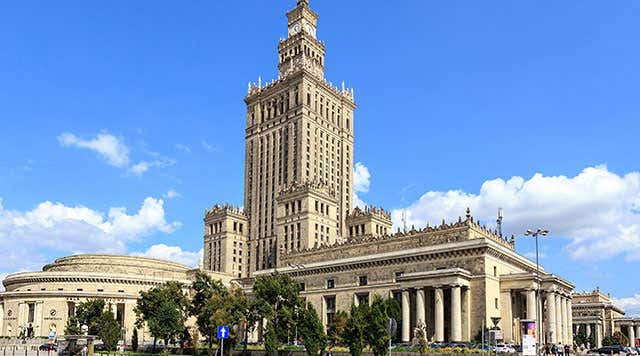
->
[203,0,360,278]
[2,0,639,348]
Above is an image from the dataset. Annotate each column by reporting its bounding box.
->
[595,323,602,348]
[34,302,43,336]
[560,296,572,344]
[0,303,4,336]
[353,294,359,307]
[586,323,591,338]
[636,325,640,345]
[451,286,462,342]
[555,295,563,344]
[525,290,536,320]
[435,287,445,342]
[416,288,426,325]
[463,288,471,342]
[546,292,557,344]
[629,325,635,347]
[401,290,410,342]
[502,290,514,342]
[567,298,573,344]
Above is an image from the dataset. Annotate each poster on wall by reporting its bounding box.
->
[521,319,537,356]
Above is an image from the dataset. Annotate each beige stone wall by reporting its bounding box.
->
[0,254,200,343]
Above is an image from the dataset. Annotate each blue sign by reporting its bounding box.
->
[217,326,229,339]
[48,331,56,340]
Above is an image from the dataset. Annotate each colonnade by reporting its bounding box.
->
[573,322,603,348]
[544,291,573,345]
[399,285,470,343]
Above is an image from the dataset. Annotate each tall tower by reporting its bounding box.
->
[244,0,356,276]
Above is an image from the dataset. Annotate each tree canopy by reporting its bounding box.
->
[134,281,189,346]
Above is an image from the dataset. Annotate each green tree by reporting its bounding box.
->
[327,310,348,346]
[97,310,120,351]
[135,281,189,349]
[131,328,139,352]
[367,295,393,356]
[252,272,303,356]
[299,302,327,356]
[190,272,228,349]
[602,331,629,346]
[65,299,107,335]
[343,303,369,356]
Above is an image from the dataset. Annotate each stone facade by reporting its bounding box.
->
[571,288,639,347]
[345,206,392,240]
[0,254,233,342]
[203,204,248,278]
[240,0,355,277]
[252,210,574,344]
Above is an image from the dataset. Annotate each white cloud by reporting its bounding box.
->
[354,162,371,193]
[163,189,181,199]
[0,197,180,273]
[352,162,371,209]
[132,244,202,268]
[613,294,640,317]
[128,158,175,176]
[58,132,130,168]
[391,166,640,261]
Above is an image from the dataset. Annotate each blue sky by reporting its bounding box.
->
[0,1,639,313]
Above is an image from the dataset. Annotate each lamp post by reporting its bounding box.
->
[288,263,305,345]
[524,228,548,355]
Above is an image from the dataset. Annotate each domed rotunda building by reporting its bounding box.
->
[0,254,229,343]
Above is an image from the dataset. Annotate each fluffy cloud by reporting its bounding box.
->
[391,166,640,261]
[354,162,371,193]
[0,197,180,273]
[613,295,640,317]
[58,132,130,168]
[353,162,370,209]
[132,244,202,268]
[59,131,175,176]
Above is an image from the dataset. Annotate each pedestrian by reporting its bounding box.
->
[81,345,87,356]
[552,344,557,355]
[564,344,570,355]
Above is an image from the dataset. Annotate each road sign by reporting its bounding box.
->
[48,331,56,340]
[217,326,229,339]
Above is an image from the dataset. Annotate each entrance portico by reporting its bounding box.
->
[395,268,471,343]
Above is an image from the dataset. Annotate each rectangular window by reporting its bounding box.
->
[325,296,336,325]
[27,303,35,323]
[327,279,335,289]
[359,275,368,286]
[495,297,499,309]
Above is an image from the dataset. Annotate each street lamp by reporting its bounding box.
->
[524,228,549,355]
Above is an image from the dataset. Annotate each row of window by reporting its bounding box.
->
[326,275,368,289]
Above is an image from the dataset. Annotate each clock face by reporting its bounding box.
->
[50,309,57,317]
[292,23,301,34]
[305,24,312,34]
